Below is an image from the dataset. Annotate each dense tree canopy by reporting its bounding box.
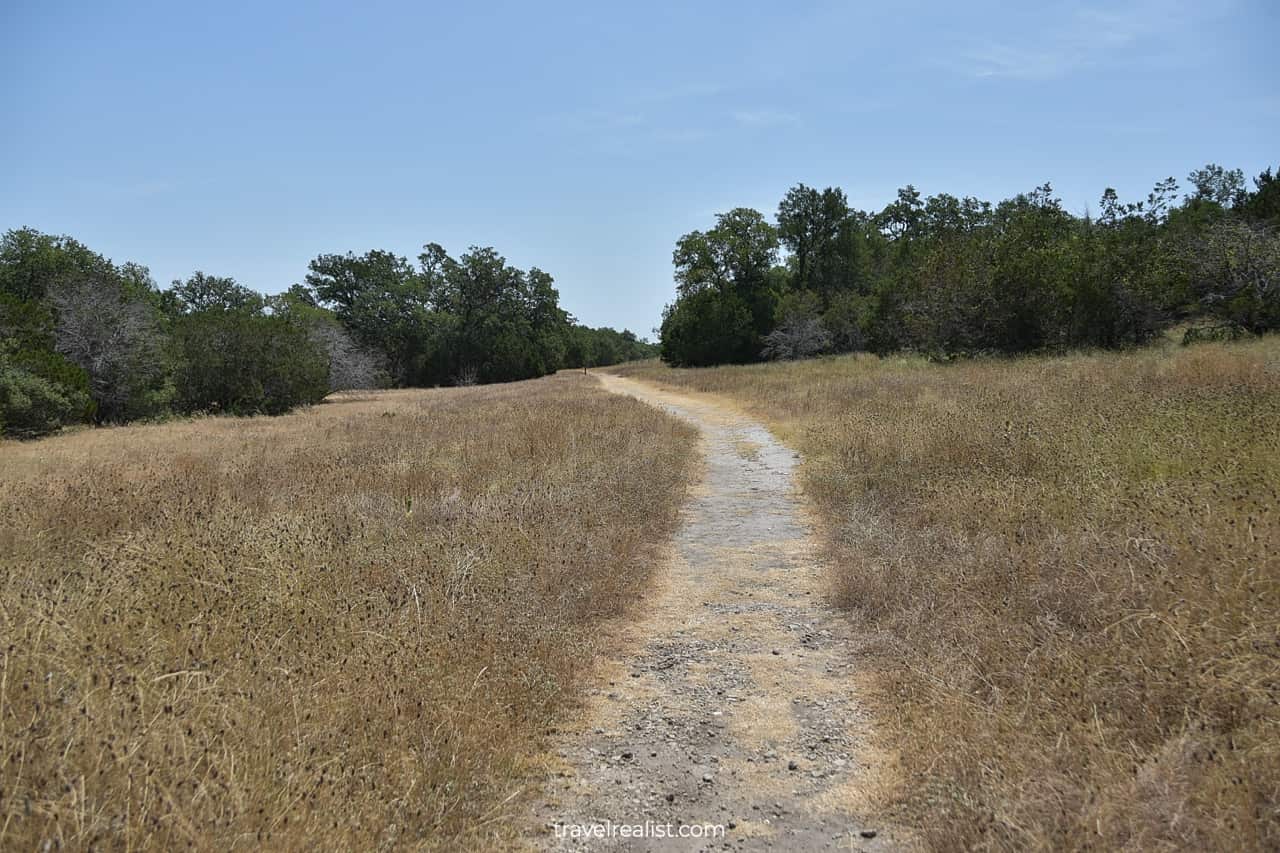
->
[659,163,1280,365]
[662,208,782,365]
[0,229,653,437]
[302,243,650,386]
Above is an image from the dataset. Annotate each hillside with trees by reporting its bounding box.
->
[0,232,654,437]
[660,163,1280,366]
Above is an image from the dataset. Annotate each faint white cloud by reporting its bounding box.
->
[554,110,644,131]
[632,81,728,104]
[83,178,178,198]
[650,127,713,145]
[962,42,1089,80]
[953,1,1220,80]
[545,74,800,151]
[546,108,711,148]
[731,109,800,128]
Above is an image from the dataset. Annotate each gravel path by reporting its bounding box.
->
[529,375,903,852]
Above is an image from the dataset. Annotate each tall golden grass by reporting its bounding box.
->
[0,373,696,850]
[611,338,1279,850]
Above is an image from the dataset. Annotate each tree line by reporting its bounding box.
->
[0,232,655,437]
[660,163,1280,366]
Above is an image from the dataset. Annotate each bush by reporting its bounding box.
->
[659,289,758,367]
[1183,219,1280,335]
[821,291,870,353]
[762,291,830,360]
[49,276,172,423]
[172,312,329,415]
[0,361,93,438]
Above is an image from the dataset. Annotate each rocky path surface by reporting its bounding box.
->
[529,375,901,852]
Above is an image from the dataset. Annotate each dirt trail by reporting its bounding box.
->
[529,375,900,852]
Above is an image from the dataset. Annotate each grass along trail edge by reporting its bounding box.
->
[0,373,697,851]
[530,373,907,851]
[607,339,1280,851]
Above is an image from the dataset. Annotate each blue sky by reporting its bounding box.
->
[3,0,1276,335]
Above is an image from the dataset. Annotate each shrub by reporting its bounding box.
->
[172,311,329,415]
[0,360,93,438]
[762,291,830,360]
[659,289,757,367]
[49,276,171,423]
[1183,219,1280,334]
[821,290,871,353]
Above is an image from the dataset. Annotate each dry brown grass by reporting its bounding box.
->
[610,338,1280,851]
[0,373,696,850]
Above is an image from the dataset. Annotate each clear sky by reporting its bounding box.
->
[3,1,1276,335]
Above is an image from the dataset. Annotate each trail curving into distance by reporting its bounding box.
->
[530,374,903,852]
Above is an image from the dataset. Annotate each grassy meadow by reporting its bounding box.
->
[0,373,696,850]
[610,337,1280,850]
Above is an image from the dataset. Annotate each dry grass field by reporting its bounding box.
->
[0,373,696,850]
[610,337,1280,851]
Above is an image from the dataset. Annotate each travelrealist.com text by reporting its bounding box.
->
[552,820,726,840]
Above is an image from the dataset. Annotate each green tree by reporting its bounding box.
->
[1241,167,1280,228]
[418,245,572,384]
[0,228,154,431]
[1182,220,1280,335]
[49,275,171,422]
[306,250,429,384]
[664,208,781,364]
[166,273,329,414]
[564,326,657,367]
[659,289,756,367]
[0,228,117,302]
[269,287,387,391]
[0,360,93,438]
[777,185,850,303]
[1187,163,1247,208]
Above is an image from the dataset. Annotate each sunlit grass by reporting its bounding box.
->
[0,373,697,850]
[610,337,1280,850]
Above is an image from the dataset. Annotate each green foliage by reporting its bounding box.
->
[170,271,265,313]
[0,359,93,438]
[0,228,116,302]
[565,326,658,367]
[659,289,757,367]
[426,248,571,384]
[0,229,173,424]
[0,292,56,352]
[1180,219,1280,335]
[662,208,782,365]
[305,244,577,386]
[0,331,96,439]
[166,272,329,415]
[0,225,610,434]
[305,250,428,384]
[1188,163,1247,208]
[268,289,388,391]
[777,185,853,303]
[170,308,329,415]
[50,275,172,423]
[1241,167,1280,228]
[662,162,1280,365]
[6,346,94,408]
[821,291,872,353]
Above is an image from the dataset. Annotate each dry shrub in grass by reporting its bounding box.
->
[0,373,696,850]
[611,339,1280,850]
